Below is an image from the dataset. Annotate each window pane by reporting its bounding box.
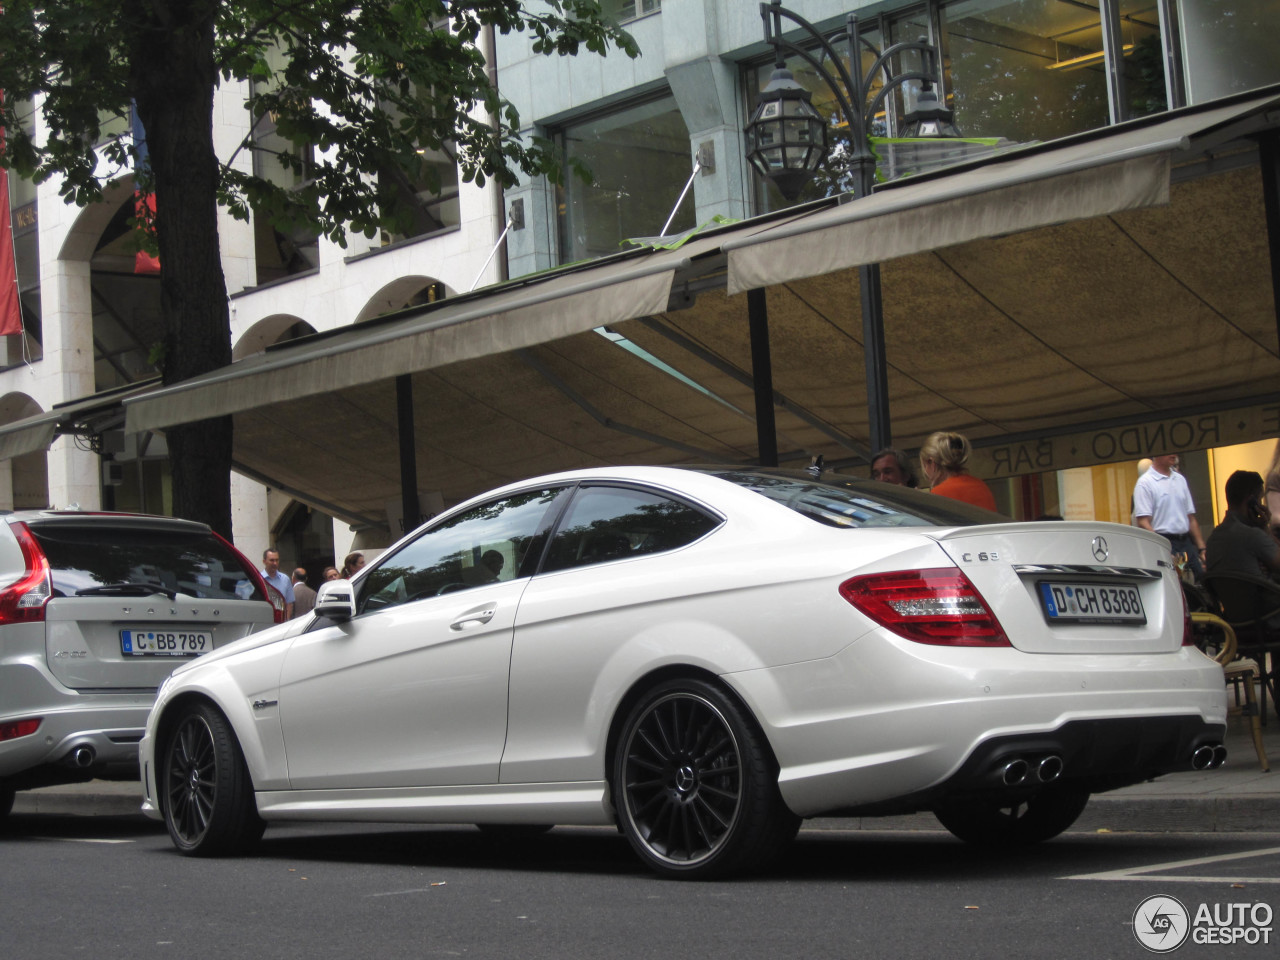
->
[359,488,564,612]
[542,486,719,573]
[556,95,693,263]
[1178,0,1280,103]
[939,0,1110,142]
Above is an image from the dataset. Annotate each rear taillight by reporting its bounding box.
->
[0,717,42,741]
[839,567,1011,647]
[0,522,52,625]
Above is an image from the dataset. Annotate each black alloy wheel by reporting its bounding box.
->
[613,678,799,879]
[162,702,264,856]
[934,785,1091,847]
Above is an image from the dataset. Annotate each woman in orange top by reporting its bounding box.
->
[919,431,998,512]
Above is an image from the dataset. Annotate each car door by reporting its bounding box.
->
[276,487,567,790]
[502,483,723,783]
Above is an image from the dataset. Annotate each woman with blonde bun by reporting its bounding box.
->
[919,431,997,511]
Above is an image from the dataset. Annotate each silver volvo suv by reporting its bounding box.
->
[0,511,277,818]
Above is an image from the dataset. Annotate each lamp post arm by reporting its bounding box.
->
[860,39,940,99]
[865,70,935,127]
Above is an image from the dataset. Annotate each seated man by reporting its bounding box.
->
[1205,470,1280,628]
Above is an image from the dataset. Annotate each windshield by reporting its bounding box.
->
[688,468,1009,529]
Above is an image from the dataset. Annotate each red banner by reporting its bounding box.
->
[0,109,23,337]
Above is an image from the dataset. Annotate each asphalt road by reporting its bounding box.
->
[3,815,1279,960]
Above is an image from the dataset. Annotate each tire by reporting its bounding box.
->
[612,678,799,879]
[161,702,265,856]
[0,780,14,822]
[935,785,1090,847]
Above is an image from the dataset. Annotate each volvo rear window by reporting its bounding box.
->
[26,523,265,602]
[690,468,1010,529]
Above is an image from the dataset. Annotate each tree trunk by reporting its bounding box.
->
[128,1,233,537]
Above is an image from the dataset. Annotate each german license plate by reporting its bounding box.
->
[121,629,212,657]
[1038,582,1146,625]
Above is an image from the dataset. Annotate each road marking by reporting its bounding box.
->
[1063,845,1280,884]
[37,837,135,844]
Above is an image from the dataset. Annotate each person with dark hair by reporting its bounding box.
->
[1206,470,1280,585]
[870,448,917,487]
[342,551,366,578]
[919,431,997,511]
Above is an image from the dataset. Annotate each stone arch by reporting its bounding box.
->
[354,276,453,324]
[0,392,49,510]
[233,314,316,360]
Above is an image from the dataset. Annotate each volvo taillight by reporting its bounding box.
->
[839,567,1010,647]
[0,717,42,741]
[0,522,52,625]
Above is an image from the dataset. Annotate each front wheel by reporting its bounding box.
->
[162,702,264,856]
[935,786,1090,847]
[612,678,799,879]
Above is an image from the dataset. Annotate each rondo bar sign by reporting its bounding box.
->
[972,401,1280,479]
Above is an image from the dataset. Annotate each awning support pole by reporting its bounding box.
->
[859,261,890,455]
[395,374,420,537]
[1258,131,1280,354]
[746,288,778,467]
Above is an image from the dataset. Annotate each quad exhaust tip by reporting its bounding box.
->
[998,754,1064,786]
[1191,743,1227,770]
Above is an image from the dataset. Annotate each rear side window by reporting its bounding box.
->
[542,485,721,573]
[26,523,265,602]
[695,469,1009,528]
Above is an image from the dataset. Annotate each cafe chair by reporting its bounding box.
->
[1191,612,1269,772]
[1200,571,1280,726]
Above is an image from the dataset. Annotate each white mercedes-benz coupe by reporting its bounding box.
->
[139,466,1227,878]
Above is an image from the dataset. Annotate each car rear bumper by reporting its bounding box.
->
[725,636,1228,818]
[1,660,153,786]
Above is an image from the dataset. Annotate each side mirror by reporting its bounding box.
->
[313,579,357,622]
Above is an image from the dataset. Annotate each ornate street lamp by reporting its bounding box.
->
[745,0,960,201]
[744,1,962,454]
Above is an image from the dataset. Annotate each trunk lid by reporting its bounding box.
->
[931,521,1181,655]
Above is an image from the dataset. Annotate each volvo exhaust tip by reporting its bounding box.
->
[1036,755,1064,783]
[67,745,95,768]
[1000,758,1029,786]
[1190,744,1217,770]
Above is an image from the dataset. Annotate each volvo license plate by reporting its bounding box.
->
[121,629,212,657]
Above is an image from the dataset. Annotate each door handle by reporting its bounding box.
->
[450,605,497,630]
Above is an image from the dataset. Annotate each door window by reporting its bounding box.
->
[359,487,566,613]
[542,485,720,573]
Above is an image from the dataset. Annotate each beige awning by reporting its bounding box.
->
[725,90,1280,294]
[0,380,159,461]
[123,226,795,435]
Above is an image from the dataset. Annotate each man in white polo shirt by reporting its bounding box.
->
[1133,453,1207,579]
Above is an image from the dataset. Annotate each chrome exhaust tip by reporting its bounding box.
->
[1211,745,1228,769]
[1000,758,1029,786]
[68,745,95,768]
[1190,744,1216,770]
[1036,755,1064,783]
